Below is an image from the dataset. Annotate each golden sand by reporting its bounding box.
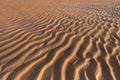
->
[0,0,120,80]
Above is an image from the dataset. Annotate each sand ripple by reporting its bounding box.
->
[0,0,120,80]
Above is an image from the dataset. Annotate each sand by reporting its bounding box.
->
[0,0,120,80]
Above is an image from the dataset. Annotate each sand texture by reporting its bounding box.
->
[0,0,120,80]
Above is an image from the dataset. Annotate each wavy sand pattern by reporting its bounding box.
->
[0,0,120,80]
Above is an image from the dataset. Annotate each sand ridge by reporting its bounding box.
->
[0,0,120,80]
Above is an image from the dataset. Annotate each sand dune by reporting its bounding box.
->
[0,0,120,80]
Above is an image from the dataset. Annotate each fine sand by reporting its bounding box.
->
[0,0,120,80]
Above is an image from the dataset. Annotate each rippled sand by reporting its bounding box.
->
[0,0,120,80]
